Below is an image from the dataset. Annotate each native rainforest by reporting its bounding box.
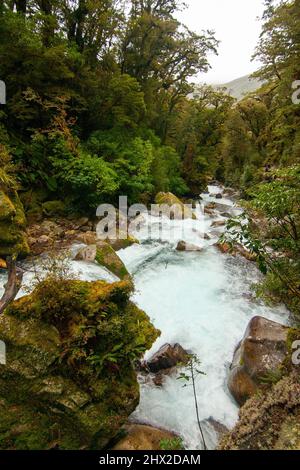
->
[0,0,299,451]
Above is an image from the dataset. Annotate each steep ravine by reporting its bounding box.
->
[0,185,290,450]
[117,185,290,449]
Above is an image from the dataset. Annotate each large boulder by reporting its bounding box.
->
[96,241,131,281]
[155,193,196,220]
[220,371,300,450]
[0,279,160,449]
[228,316,289,405]
[0,190,29,257]
[74,242,131,281]
[146,343,190,374]
[112,424,181,451]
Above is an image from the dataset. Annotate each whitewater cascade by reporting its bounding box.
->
[0,185,289,449]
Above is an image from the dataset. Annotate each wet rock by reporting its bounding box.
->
[215,242,257,261]
[75,245,97,262]
[146,343,190,374]
[96,241,131,280]
[106,229,139,251]
[205,417,229,441]
[40,220,63,236]
[215,242,231,254]
[155,193,196,220]
[215,193,223,199]
[211,220,226,228]
[204,233,211,240]
[75,231,97,245]
[220,212,232,218]
[204,207,215,216]
[112,424,180,451]
[176,241,202,252]
[228,316,289,405]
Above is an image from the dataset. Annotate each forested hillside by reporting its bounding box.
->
[0,0,299,309]
[0,0,299,453]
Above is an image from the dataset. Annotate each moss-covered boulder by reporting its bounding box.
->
[107,230,139,251]
[95,241,131,281]
[155,193,196,220]
[0,278,160,449]
[42,200,67,217]
[0,189,29,257]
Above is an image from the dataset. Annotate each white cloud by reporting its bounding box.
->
[177,0,265,84]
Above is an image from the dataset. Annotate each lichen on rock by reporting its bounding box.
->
[220,371,300,450]
[0,278,160,449]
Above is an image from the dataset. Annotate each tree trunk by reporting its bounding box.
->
[38,0,54,47]
[15,0,26,14]
[0,257,23,315]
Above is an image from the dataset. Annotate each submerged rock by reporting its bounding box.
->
[228,316,289,405]
[112,424,181,451]
[0,279,160,449]
[211,220,226,228]
[176,241,202,252]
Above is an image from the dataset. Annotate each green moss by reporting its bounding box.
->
[95,242,130,280]
[42,200,66,217]
[0,190,29,257]
[154,192,195,220]
[0,278,160,450]
[0,190,16,221]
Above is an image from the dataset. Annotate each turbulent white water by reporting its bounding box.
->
[117,185,289,449]
[0,185,290,450]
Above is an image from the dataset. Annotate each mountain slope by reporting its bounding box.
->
[220,74,262,100]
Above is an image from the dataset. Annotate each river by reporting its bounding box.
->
[0,184,290,450]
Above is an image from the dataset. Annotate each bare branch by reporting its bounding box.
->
[0,256,23,315]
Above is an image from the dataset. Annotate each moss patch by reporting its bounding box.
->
[95,241,130,281]
[1,278,160,449]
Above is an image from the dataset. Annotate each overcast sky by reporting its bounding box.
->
[177,0,266,84]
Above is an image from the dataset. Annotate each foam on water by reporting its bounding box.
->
[118,185,289,449]
[0,185,290,449]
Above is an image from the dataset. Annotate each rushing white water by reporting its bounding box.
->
[0,184,290,450]
[117,185,290,450]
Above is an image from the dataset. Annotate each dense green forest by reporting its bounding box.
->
[0,0,299,318]
[0,0,299,204]
[0,0,299,453]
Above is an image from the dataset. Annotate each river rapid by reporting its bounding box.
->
[0,184,290,450]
